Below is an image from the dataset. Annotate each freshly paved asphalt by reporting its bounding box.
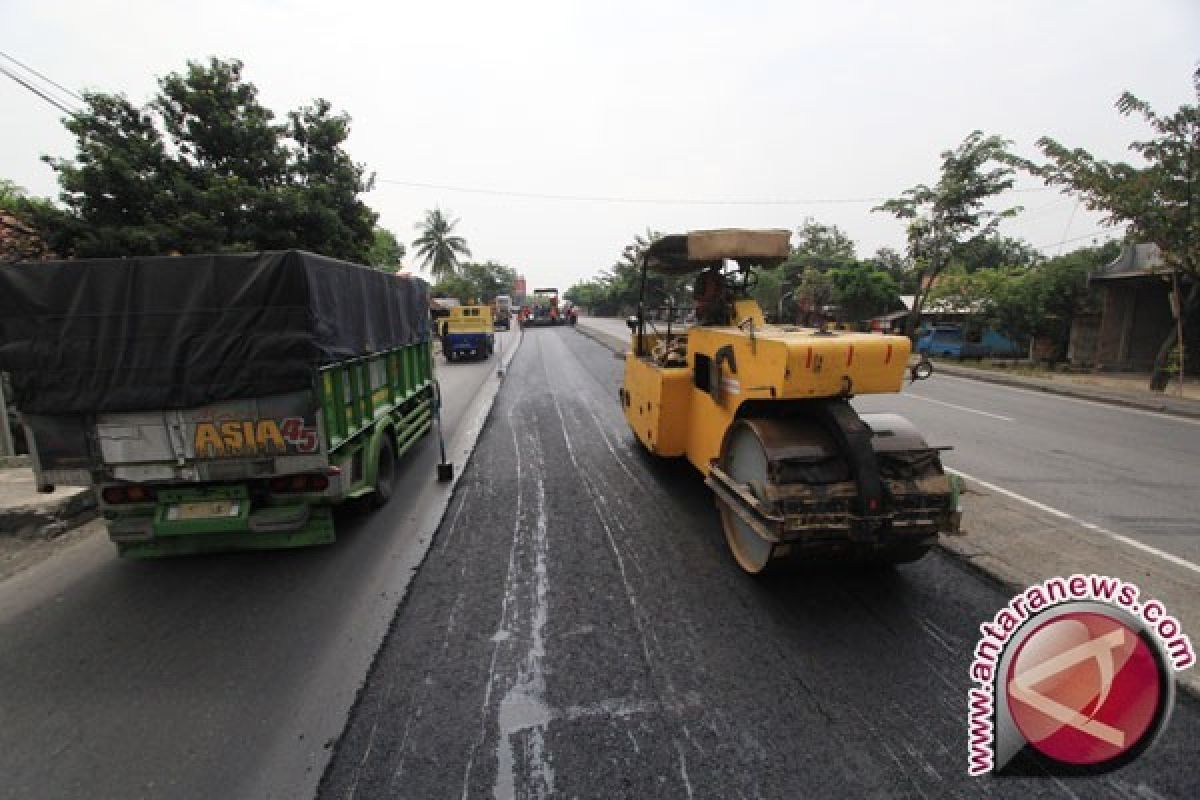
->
[320,327,1200,800]
[0,329,516,800]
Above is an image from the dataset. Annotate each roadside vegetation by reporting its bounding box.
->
[4,56,1193,386]
[568,67,1198,389]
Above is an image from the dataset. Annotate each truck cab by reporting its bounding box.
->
[441,305,495,361]
[493,295,513,330]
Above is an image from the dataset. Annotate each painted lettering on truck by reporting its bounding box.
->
[194,417,318,458]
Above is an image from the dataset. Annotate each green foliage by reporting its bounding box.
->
[34,58,377,261]
[1018,68,1199,279]
[460,261,518,302]
[412,208,471,279]
[928,241,1121,360]
[794,266,834,324]
[829,263,899,323]
[868,246,918,293]
[430,275,475,304]
[952,235,1041,272]
[431,260,516,303]
[874,130,1022,335]
[1015,66,1199,384]
[365,227,405,271]
[564,280,609,311]
[564,229,666,316]
[748,266,784,320]
[0,178,57,259]
[784,217,857,272]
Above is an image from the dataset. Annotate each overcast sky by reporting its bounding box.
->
[2,1,1197,288]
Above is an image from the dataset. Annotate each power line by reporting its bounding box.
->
[1034,227,1119,252]
[376,177,1053,208]
[0,48,83,103]
[0,62,78,116]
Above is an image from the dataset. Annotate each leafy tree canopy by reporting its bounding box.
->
[412,208,471,279]
[365,226,405,271]
[1013,67,1199,386]
[0,178,56,260]
[829,263,899,324]
[432,260,517,304]
[783,217,857,276]
[874,130,1022,336]
[566,229,668,317]
[33,58,378,261]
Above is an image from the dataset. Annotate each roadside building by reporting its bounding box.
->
[1074,244,1188,372]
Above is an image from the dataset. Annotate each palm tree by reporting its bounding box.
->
[412,208,471,279]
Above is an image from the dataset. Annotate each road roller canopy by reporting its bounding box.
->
[643,229,792,274]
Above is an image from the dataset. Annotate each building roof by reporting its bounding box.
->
[898,294,982,315]
[1090,243,1165,283]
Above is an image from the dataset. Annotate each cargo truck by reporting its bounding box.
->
[0,250,435,558]
[439,305,495,362]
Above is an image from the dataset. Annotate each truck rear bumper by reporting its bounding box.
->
[107,505,335,558]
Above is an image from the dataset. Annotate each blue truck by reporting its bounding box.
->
[916,324,1022,359]
[440,305,495,362]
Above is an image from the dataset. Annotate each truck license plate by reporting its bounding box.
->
[167,501,241,520]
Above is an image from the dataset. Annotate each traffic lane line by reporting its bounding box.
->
[938,373,1200,427]
[947,467,1200,578]
[902,392,1013,421]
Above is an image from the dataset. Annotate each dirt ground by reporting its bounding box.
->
[0,517,103,583]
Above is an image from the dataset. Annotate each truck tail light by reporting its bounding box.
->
[268,474,330,494]
[102,485,158,504]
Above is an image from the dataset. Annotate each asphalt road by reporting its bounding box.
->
[320,327,1200,800]
[856,372,1200,567]
[0,328,516,800]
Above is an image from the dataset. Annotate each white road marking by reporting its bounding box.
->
[938,374,1200,427]
[904,393,1014,421]
[947,467,1200,577]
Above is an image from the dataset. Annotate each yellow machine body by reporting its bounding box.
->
[622,299,912,475]
[618,229,956,573]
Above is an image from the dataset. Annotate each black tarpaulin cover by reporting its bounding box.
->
[0,250,430,414]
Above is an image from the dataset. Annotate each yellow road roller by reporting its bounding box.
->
[619,229,959,573]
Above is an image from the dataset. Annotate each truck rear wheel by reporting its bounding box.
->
[371,436,396,509]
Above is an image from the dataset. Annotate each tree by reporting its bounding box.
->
[365,227,405,271]
[459,261,518,302]
[874,130,1022,337]
[953,235,1041,272]
[788,217,857,267]
[565,280,611,313]
[571,229,667,317]
[794,266,835,326]
[829,263,899,324]
[430,274,475,304]
[0,179,56,260]
[33,57,378,261]
[868,246,919,293]
[1014,67,1199,390]
[776,218,858,322]
[928,241,1122,361]
[412,208,471,279]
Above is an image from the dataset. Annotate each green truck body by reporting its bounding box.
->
[0,250,434,558]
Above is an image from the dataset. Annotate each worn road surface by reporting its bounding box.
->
[320,327,1200,800]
